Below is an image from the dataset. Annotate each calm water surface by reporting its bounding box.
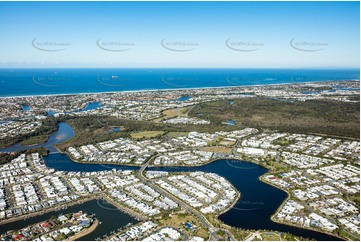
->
[0,200,137,241]
[0,68,359,97]
[43,153,341,241]
[0,122,75,153]
[0,119,342,241]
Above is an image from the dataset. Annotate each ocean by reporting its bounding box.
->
[0,68,359,97]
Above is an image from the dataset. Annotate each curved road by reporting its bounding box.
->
[137,161,235,241]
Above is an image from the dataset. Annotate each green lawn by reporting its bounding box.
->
[131,131,165,139]
[21,134,49,145]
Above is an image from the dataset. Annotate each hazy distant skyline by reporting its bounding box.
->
[0,1,359,68]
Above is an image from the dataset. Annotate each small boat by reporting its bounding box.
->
[112,76,119,79]
[99,221,102,225]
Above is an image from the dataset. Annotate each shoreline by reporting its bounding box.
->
[216,185,241,218]
[260,176,345,241]
[0,195,142,236]
[99,194,147,221]
[67,218,99,241]
[0,212,99,241]
[64,153,237,169]
[0,79,359,99]
[218,155,346,241]
[45,152,352,240]
[0,196,101,226]
[0,150,351,240]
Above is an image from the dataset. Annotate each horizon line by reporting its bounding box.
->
[0,67,359,70]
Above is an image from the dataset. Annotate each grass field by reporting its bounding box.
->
[219,140,236,146]
[130,131,165,139]
[163,107,189,118]
[261,232,281,241]
[20,134,49,146]
[55,115,238,151]
[152,107,191,123]
[200,146,233,154]
[226,227,250,241]
[166,131,189,138]
[159,213,209,239]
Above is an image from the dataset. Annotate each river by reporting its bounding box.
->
[0,122,75,153]
[0,122,341,241]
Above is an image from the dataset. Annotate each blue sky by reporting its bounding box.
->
[0,1,359,68]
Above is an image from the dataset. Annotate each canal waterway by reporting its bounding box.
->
[1,122,342,241]
[0,199,138,241]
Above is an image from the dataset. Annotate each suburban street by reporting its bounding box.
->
[137,161,235,241]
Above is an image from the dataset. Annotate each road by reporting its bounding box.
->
[137,161,235,241]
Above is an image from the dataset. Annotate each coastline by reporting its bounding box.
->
[0,69,358,241]
[0,79,358,99]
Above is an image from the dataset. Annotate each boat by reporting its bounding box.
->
[112,76,119,79]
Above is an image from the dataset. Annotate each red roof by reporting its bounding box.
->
[14,234,24,240]
[41,222,51,228]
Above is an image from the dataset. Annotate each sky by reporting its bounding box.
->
[0,1,359,68]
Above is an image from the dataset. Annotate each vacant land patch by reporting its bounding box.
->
[131,131,165,139]
[166,132,189,138]
[200,146,233,154]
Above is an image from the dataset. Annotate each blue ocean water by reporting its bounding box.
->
[0,68,359,97]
